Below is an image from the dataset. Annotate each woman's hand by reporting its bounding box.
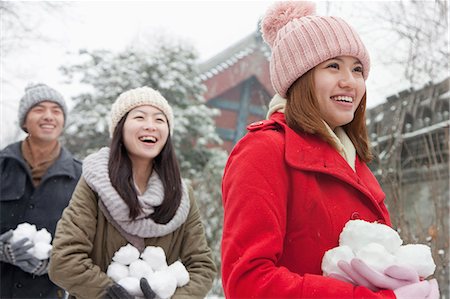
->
[337,258,420,291]
[330,258,439,299]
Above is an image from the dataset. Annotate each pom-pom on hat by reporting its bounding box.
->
[109,87,174,137]
[18,83,67,132]
[261,1,370,98]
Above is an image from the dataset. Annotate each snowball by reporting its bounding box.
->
[107,262,129,283]
[339,220,402,253]
[118,277,143,297]
[356,243,396,273]
[33,242,52,260]
[141,246,168,271]
[112,244,140,265]
[146,270,177,299]
[167,261,190,287]
[33,228,52,244]
[11,223,37,244]
[321,245,355,279]
[395,244,436,278]
[129,259,153,278]
[322,220,437,285]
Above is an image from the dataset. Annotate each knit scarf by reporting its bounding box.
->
[21,138,61,186]
[324,124,356,171]
[82,147,190,240]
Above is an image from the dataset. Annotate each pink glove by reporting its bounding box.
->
[394,279,439,299]
[336,258,420,291]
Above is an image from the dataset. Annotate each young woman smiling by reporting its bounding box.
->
[221,1,439,298]
[48,87,216,299]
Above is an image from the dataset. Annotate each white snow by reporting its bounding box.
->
[395,244,436,278]
[118,276,143,297]
[339,220,403,253]
[107,262,129,282]
[140,246,168,271]
[323,220,437,280]
[146,270,177,299]
[129,259,153,278]
[167,261,190,287]
[321,245,355,280]
[355,243,396,273]
[112,244,140,265]
[107,244,190,298]
[10,223,52,260]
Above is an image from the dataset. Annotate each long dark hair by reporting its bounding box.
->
[285,69,373,162]
[108,113,183,223]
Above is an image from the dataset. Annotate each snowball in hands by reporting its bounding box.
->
[395,244,436,278]
[10,223,52,260]
[322,220,436,279]
[107,244,190,298]
[112,244,140,265]
[321,245,355,280]
[339,219,402,253]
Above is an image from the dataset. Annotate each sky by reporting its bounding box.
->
[0,1,416,146]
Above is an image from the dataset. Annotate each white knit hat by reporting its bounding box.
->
[109,87,174,137]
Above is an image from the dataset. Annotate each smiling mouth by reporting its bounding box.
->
[331,96,353,103]
[139,136,157,143]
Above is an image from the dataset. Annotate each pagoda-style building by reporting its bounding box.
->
[199,31,274,152]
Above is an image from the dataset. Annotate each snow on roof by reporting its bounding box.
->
[198,31,269,80]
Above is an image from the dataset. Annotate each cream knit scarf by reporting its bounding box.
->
[82,147,190,238]
[324,124,356,171]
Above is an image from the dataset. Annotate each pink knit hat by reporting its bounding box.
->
[261,1,370,98]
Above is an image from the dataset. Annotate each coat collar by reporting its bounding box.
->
[1,141,80,181]
[270,113,386,211]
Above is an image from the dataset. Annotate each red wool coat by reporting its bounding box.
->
[221,113,396,298]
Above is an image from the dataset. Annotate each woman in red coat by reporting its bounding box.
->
[221,1,439,298]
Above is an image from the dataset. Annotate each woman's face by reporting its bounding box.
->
[313,56,366,130]
[122,105,169,165]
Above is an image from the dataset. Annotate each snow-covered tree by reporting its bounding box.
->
[60,39,226,295]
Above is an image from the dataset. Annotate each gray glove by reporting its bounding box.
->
[104,278,156,299]
[15,255,49,276]
[140,278,156,299]
[104,283,133,299]
[0,231,34,264]
[0,230,48,276]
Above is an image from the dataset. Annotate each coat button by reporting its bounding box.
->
[351,212,360,220]
[249,121,264,127]
[15,283,22,288]
[29,204,35,209]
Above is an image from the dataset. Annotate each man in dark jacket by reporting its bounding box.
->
[0,83,82,298]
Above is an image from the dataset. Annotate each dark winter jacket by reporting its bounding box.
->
[0,141,82,299]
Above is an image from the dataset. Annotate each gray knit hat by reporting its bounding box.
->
[18,83,67,132]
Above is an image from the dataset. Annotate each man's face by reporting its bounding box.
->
[23,101,64,142]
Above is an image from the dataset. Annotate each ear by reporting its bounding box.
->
[21,124,29,133]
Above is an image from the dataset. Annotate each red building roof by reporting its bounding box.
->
[199,31,275,152]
